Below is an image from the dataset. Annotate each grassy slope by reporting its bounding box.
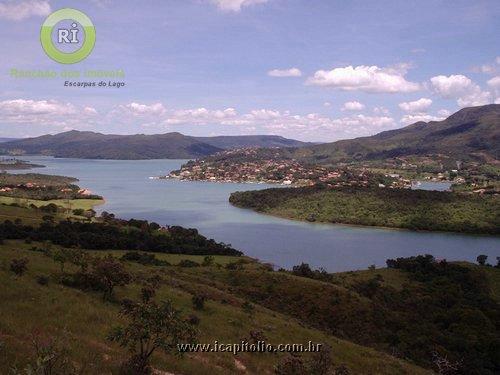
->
[0,197,104,225]
[0,241,430,375]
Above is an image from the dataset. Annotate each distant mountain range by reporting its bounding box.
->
[1,105,497,161]
[0,138,19,143]
[294,104,499,164]
[0,131,312,160]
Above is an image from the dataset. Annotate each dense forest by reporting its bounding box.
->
[0,217,241,256]
[229,185,500,234]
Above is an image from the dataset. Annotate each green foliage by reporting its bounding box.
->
[202,255,214,266]
[36,275,49,286]
[477,254,488,266]
[10,258,28,276]
[230,185,500,234]
[108,290,197,374]
[191,293,206,310]
[178,259,200,267]
[0,219,242,256]
[91,256,131,300]
[121,251,169,266]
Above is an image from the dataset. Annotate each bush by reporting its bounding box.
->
[178,259,200,268]
[10,258,28,276]
[72,208,85,216]
[36,275,49,286]
[192,294,206,310]
[121,251,169,266]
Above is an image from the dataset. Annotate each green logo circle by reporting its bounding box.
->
[40,8,95,64]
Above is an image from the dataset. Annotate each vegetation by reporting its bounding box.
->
[0,240,428,374]
[0,172,102,200]
[0,218,242,256]
[0,130,308,160]
[230,185,500,234]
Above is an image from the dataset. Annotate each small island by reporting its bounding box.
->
[0,158,44,171]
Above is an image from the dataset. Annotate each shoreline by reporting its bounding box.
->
[229,202,499,238]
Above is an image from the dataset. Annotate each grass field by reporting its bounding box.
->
[0,196,104,225]
[0,240,430,375]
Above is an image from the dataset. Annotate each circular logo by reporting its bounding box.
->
[40,8,95,64]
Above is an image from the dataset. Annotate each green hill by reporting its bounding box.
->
[296,104,500,164]
[0,239,431,374]
[0,131,311,160]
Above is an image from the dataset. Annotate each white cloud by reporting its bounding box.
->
[398,98,432,113]
[323,102,332,107]
[430,74,492,107]
[306,65,420,93]
[210,0,269,12]
[373,106,390,115]
[487,76,500,89]
[0,99,75,117]
[268,68,302,77]
[0,0,51,21]
[122,102,166,116]
[437,109,451,117]
[165,107,238,125]
[472,57,500,75]
[341,101,365,111]
[0,99,99,134]
[411,48,426,54]
[400,113,446,125]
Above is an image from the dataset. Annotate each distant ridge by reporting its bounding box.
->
[294,104,500,164]
[0,131,312,160]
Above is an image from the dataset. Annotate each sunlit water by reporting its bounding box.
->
[11,156,499,272]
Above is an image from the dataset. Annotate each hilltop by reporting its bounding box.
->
[0,131,311,160]
[296,104,500,165]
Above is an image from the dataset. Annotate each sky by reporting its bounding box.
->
[0,0,499,141]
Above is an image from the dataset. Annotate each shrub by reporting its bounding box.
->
[10,258,28,276]
[202,255,214,266]
[178,259,200,268]
[108,294,197,375]
[36,275,49,286]
[192,294,206,310]
[72,208,85,216]
[477,254,488,266]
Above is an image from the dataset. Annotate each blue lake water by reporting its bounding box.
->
[12,156,500,272]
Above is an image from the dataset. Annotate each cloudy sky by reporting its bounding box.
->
[0,0,499,141]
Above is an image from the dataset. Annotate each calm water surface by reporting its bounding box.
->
[15,156,499,272]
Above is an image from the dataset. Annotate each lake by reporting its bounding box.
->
[13,156,500,272]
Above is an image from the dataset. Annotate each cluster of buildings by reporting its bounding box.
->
[167,150,400,188]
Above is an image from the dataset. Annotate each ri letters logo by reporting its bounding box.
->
[40,8,96,64]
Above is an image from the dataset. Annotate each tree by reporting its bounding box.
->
[52,248,73,273]
[92,255,131,300]
[202,255,214,267]
[191,293,206,310]
[10,258,28,276]
[108,289,197,374]
[476,254,488,266]
[69,249,91,273]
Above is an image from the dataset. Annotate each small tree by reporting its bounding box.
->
[52,248,73,273]
[92,255,131,300]
[202,255,214,267]
[192,293,206,310]
[476,254,488,266]
[10,258,28,276]
[69,249,91,273]
[275,354,305,375]
[108,290,197,374]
